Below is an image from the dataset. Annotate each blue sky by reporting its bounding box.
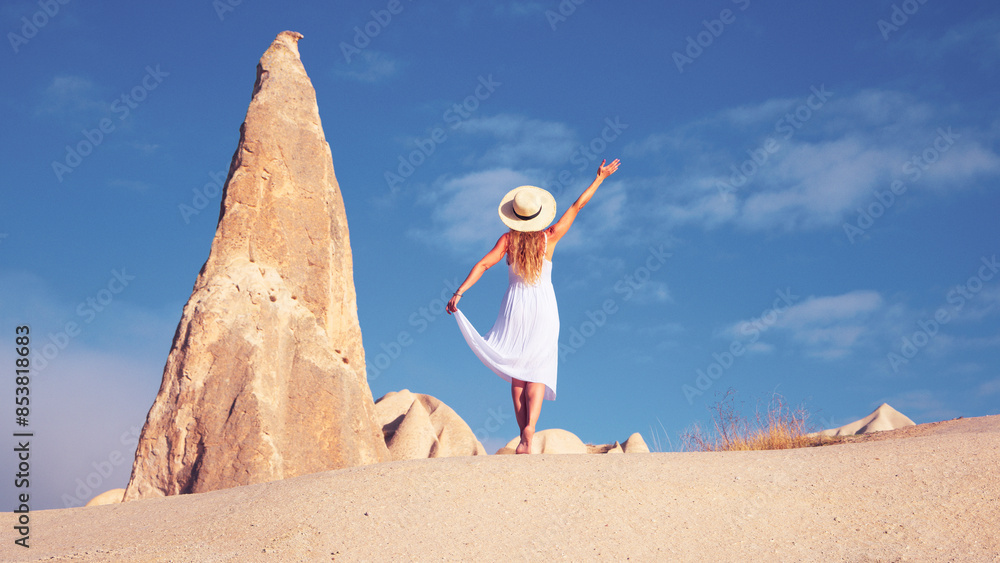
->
[2,1,998,510]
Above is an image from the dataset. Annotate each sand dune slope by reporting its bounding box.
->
[7,415,999,562]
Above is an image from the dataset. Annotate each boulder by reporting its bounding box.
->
[622,432,650,453]
[85,489,125,507]
[374,390,486,460]
[497,428,588,455]
[124,31,389,501]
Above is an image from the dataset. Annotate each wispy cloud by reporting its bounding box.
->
[35,75,106,117]
[333,50,400,83]
[408,168,533,255]
[723,290,884,360]
[454,1,547,24]
[978,376,1000,397]
[458,114,578,168]
[895,16,1000,67]
[492,1,546,17]
[633,89,1000,233]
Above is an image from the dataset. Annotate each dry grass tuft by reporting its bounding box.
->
[681,389,838,452]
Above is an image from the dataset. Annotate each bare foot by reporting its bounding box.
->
[516,425,535,454]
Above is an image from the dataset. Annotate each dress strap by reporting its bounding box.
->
[543,231,548,255]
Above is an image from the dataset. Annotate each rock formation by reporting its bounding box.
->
[622,432,650,453]
[374,390,486,460]
[817,403,916,437]
[124,31,389,501]
[497,429,652,455]
[85,489,124,507]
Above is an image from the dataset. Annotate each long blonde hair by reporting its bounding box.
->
[506,229,546,284]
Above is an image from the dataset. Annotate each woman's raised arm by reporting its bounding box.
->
[546,158,621,247]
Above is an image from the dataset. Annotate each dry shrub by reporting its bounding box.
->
[681,388,836,452]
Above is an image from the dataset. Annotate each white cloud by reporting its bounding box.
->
[723,290,884,360]
[637,89,1000,233]
[739,136,904,230]
[629,280,673,305]
[778,291,883,328]
[408,168,532,255]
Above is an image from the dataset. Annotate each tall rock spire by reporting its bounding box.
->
[124,31,389,500]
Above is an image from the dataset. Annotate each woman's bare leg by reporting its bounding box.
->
[511,379,527,433]
[518,382,546,453]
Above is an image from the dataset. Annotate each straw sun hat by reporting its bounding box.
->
[498,186,557,232]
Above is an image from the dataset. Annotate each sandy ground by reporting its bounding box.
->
[5,415,999,562]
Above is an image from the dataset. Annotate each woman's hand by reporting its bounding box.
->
[447,293,462,314]
[597,158,621,179]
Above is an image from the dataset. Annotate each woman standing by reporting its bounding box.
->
[447,158,621,454]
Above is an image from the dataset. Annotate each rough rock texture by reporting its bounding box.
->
[123,31,389,501]
[497,429,651,455]
[85,489,124,507]
[374,390,486,460]
[817,403,916,437]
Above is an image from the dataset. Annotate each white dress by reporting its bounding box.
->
[454,239,559,401]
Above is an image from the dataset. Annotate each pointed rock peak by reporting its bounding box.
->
[276,30,303,48]
[876,403,899,415]
[819,403,917,437]
[123,32,387,501]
